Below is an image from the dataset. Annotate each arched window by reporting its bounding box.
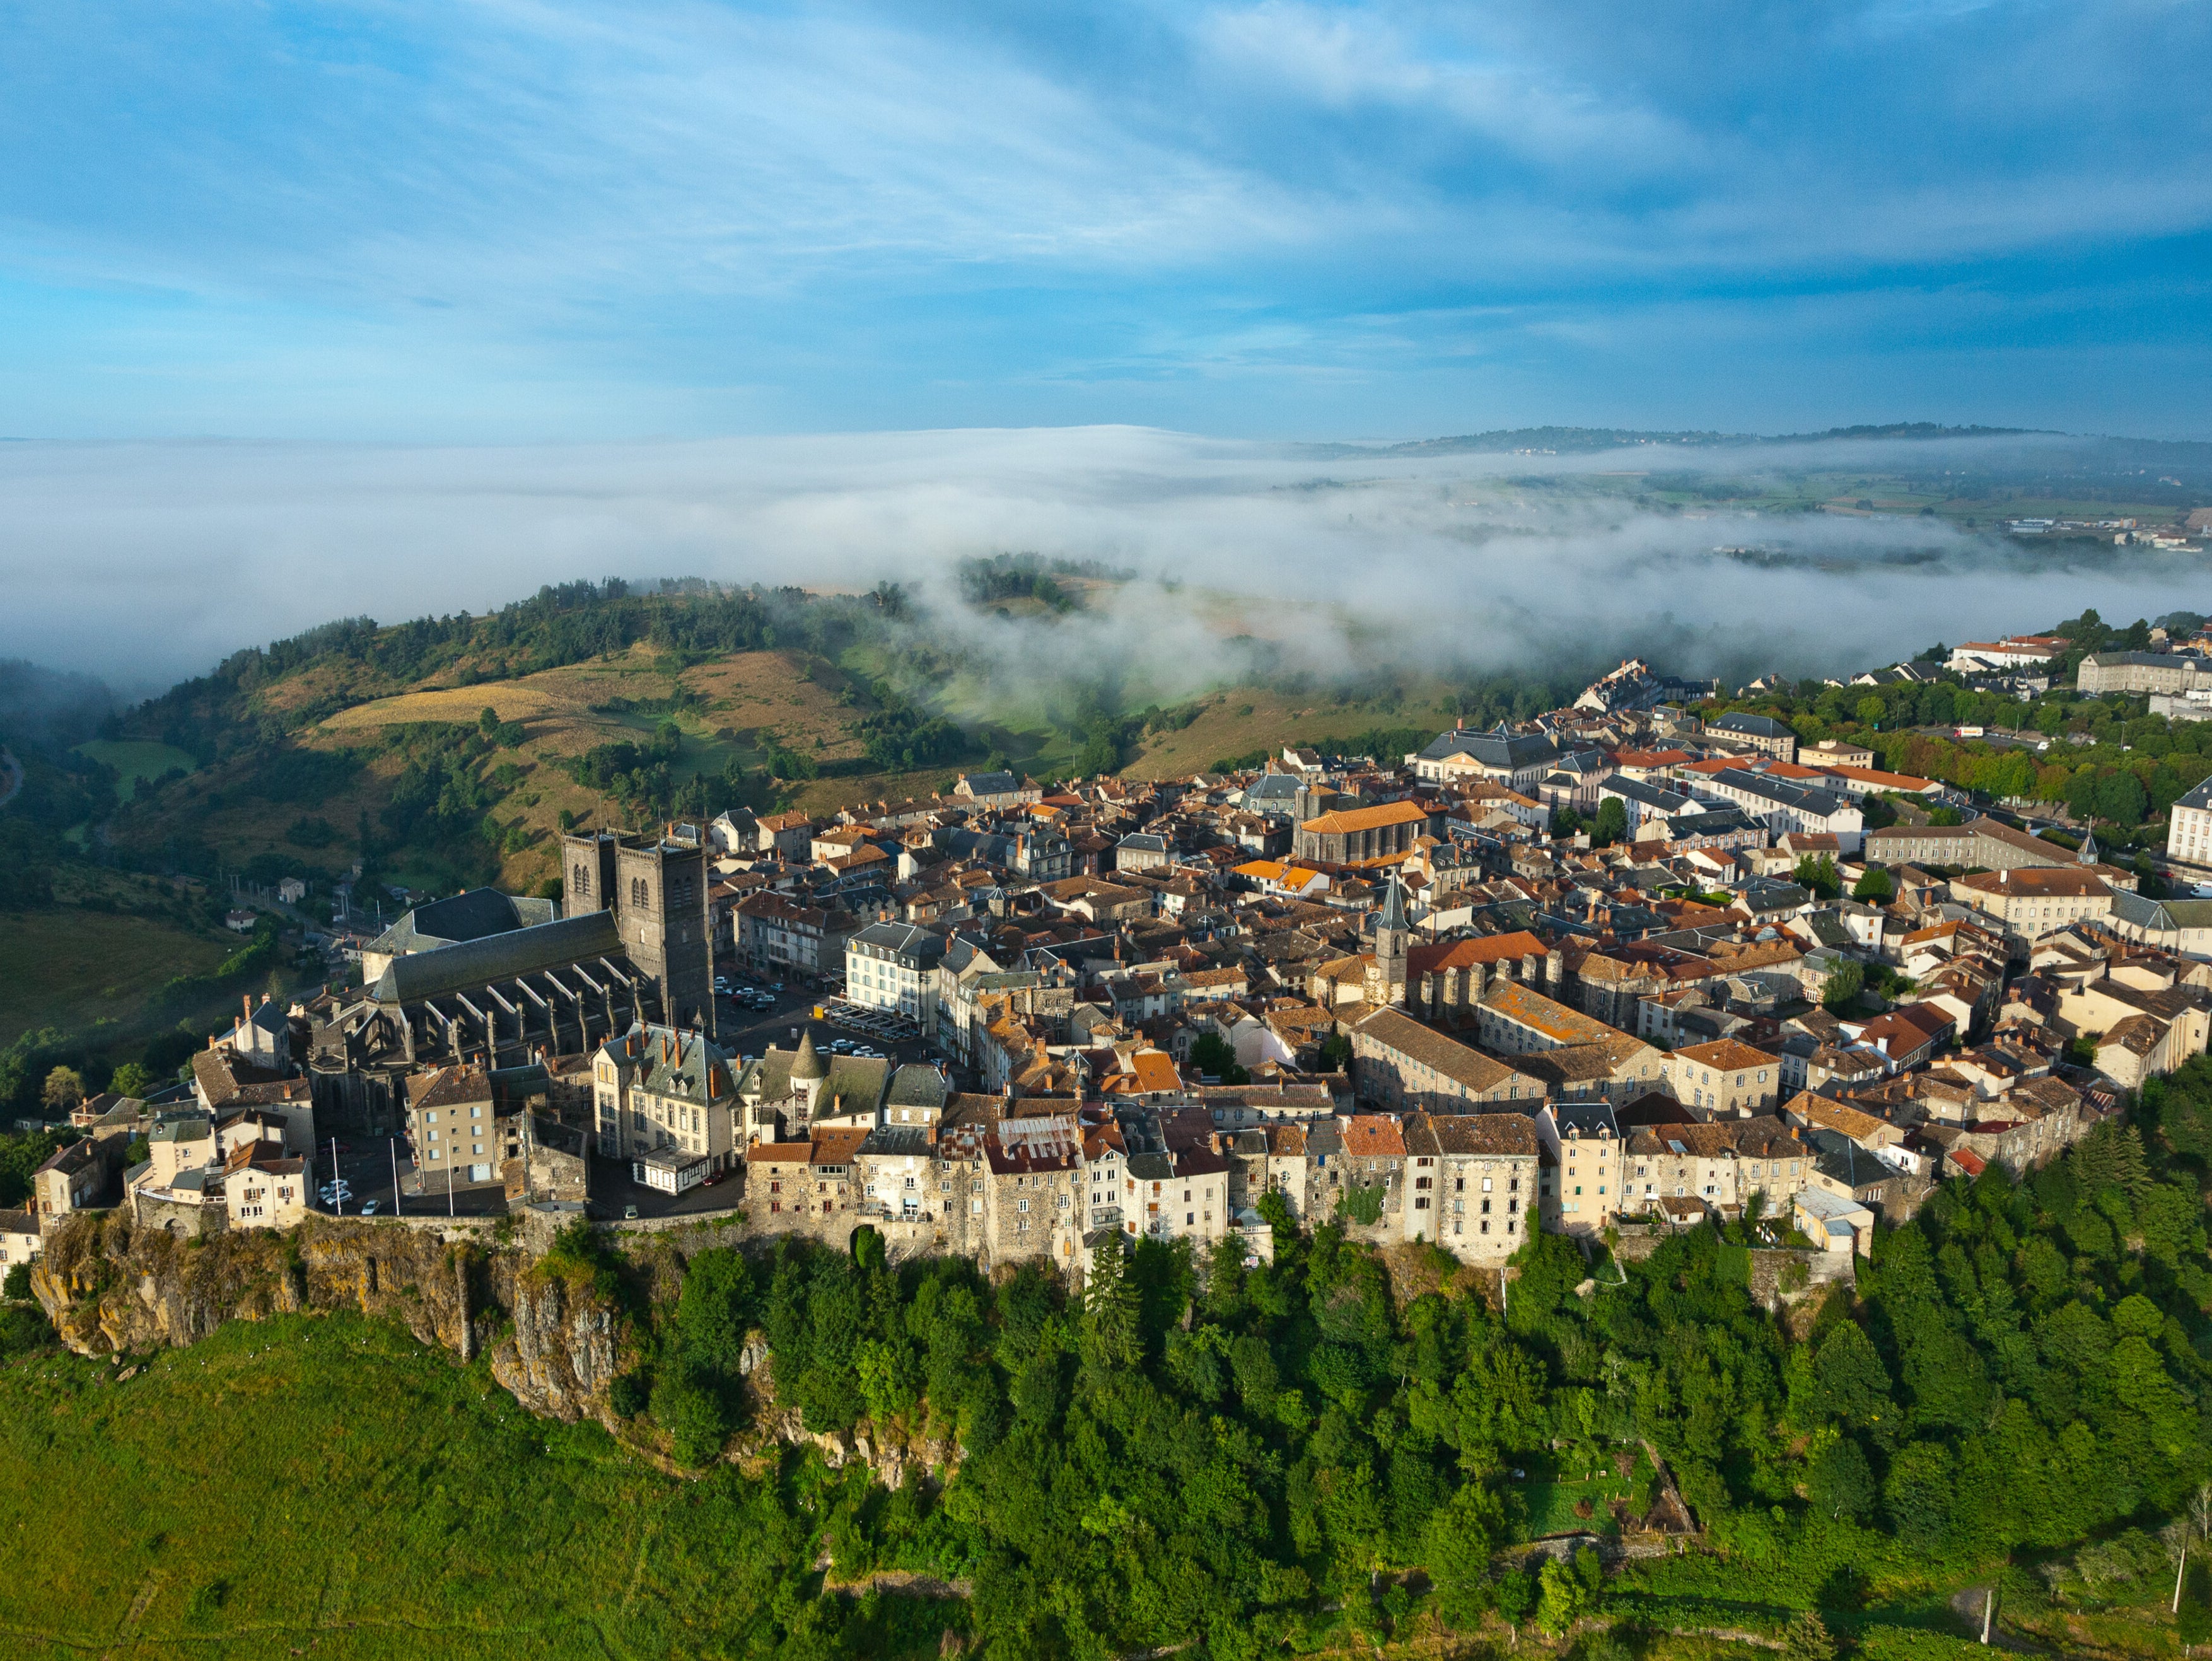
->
[572,865,590,899]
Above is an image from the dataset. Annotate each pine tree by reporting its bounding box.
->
[1083,1233,1141,1368]
[1782,1609,1836,1661]
[2076,1122,2151,1196]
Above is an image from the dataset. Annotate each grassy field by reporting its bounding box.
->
[0,909,233,1045]
[1513,1447,1652,1538]
[74,740,197,793]
[1126,687,1448,779]
[0,1313,952,1660]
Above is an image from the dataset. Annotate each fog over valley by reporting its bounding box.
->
[2,425,2202,704]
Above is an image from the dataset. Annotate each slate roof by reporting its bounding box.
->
[849,920,947,964]
[1416,728,1560,769]
[370,911,624,1004]
[1711,768,1844,817]
[366,889,557,959]
[885,1064,948,1110]
[741,1044,889,1112]
[1353,1006,1532,1095]
[1710,712,1795,740]
[606,1023,735,1105]
[2110,889,2212,931]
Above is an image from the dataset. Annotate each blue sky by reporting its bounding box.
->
[4,1,2209,441]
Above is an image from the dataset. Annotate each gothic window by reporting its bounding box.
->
[573,865,591,898]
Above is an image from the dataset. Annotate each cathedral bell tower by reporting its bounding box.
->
[1368,874,1411,1008]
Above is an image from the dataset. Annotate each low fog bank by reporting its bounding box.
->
[0,426,2196,703]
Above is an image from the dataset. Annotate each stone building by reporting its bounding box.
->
[1621,1116,1812,1218]
[2076,650,2211,696]
[737,1032,892,1143]
[1349,1006,1545,1110]
[591,1024,741,1186]
[561,823,716,1035]
[982,1111,1086,1269]
[1405,931,1555,1022]
[1292,800,1430,865]
[1367,875,1409,1007]
[1706,711,1800,761]
[1865,817,2078,873]
[223,1143,310,1230]
[361,889,559,986]
[1660,1039,1783,1118]
[1949,867,2116,943]
[1535,1102,1624,1237]
[734,894,854,982]
[1403,1110,1538,1258]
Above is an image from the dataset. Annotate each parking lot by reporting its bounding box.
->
[307,1135,510,1220]
[711,969,936,1068]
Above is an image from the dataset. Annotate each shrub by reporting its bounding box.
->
[609,1370,651,1420]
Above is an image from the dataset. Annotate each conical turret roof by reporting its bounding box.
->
[791,1028,828,1081]
[1377,873,1408,933]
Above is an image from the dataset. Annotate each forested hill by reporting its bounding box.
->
[119,578,881,765]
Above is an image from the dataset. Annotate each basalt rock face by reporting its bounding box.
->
[489,1266,624,1424]
[31,1215,617,1424]
[727,1352,964,1491]
[29,1215,955,1479]
[32,1213,305,1356]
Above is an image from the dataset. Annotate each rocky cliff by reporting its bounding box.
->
[28,1213,958,1487]
[30,1213,616,1421]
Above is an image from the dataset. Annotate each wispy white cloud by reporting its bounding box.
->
[0,427,2182,702]
[1195,1,1695,172]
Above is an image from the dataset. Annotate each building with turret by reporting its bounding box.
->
[591,1023,740,1190]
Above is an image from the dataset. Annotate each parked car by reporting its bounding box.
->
[359,1199,381,1216]
[623,1204,639,1220]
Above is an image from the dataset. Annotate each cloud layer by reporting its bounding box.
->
[3,428,2192,702]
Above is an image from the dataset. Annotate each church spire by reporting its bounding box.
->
[1377,871,1408,934]
[1373,873,1410,1007]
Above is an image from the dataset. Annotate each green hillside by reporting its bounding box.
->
[0,1310,952,1660]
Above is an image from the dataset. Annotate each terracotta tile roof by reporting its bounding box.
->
[1669,1039,1776,1074]
[1354,1006,1534,1094]
[1955,868,2112,899]
[1791,1093,1890,1143]
[1299,800,1429,835]
[1342,1114,1407,1158]
[1481,981,1617,1046]
[745,1141,815,1163]
[810,1128,871,1167]
[1118,1050,1184,1094]
[1406,931,1547,977]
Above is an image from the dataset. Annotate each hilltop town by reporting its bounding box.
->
[21,613,2212,1291]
